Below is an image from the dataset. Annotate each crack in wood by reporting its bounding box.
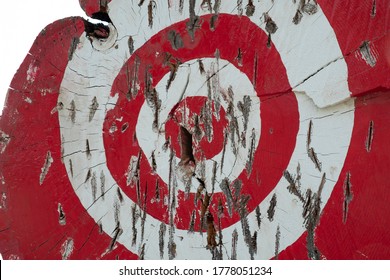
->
[343,172,353,224]
[77,221,101,253]
[365,120,374,152]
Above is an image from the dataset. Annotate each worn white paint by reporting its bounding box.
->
[58,0,355,259]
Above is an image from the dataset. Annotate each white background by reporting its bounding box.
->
[2,260,388,279]
[0,1,86,111]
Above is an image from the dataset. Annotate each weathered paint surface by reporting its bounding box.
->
[0,0,389,260]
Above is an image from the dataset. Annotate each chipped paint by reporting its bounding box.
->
[359,41,378,67]
[371,0,377,18]
[1,0,388,260]
[0,192,7,210]
[39,151,53,185]
[26,63,39,83]
[0,131,10,154]
[61,238,74,260]
[58,203,66,226]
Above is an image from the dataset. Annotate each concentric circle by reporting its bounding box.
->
[58,0,354,259]
[104,14,297,230]
[136,58,261,194]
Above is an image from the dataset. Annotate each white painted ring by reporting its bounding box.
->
[58,0,354,259]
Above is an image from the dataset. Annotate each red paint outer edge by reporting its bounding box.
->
[318,0,390,97]
[0,17,137,260]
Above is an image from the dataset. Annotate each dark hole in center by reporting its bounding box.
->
[84,12,113,39]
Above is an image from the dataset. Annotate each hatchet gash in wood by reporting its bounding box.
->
[0,0,389,260]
